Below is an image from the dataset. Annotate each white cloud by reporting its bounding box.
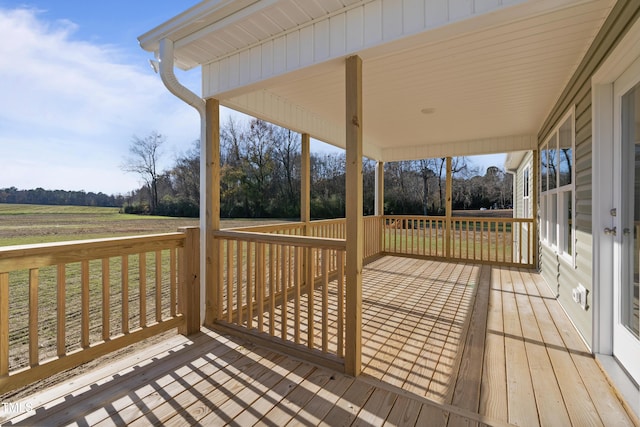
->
[0,7,201,194]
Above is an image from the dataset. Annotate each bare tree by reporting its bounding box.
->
[121,131,165,214]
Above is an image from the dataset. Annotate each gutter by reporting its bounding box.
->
[156,38,206,324]
[158,39,205,118]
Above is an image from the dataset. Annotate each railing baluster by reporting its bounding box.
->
[247,242,253,329]
[269,243,276,336]
[29,268,38,367]
[501,221,504,261]
[170,248,177,318]
[465,220,469,260]
[473,221,477,260]
[0,273,8,376]
[294,246,301,344]
[256,243,265,333]
[227,240,233,323]
[337,252,344,358]
[515,222,520,264]
[495,220,499,261]
[122,255,129,334]
[280,244,287,341]
[102,258,110,341]
[322,248,329,353]
[155,250,162,323]
[57,264,66,357]
[306,246,314,349]
[236,241,243,326]
[81,260,90,348]
[139,254,146,328]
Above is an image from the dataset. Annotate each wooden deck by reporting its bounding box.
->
[2,257,637,426]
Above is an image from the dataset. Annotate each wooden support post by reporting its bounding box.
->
[375,161,384,216]
[375,161,385,254]
[345,55,363,376]
[301,133,311,290]
[532,149,539,269]
[205,98,221,326]
[445,157,453,259]
[301,133,311,234]
[179,226,201,335]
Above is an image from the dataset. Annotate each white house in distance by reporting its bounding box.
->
[137,0,640,417]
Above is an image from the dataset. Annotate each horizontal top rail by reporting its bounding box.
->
[450,217,534,223]
[383,215,532,222]
[0,233,185,273]
[224,221,303,233]
[383,215,446,220]
[213,230,346,250]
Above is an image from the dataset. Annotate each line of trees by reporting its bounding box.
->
[0,187,122,207]
[121,119,512,218]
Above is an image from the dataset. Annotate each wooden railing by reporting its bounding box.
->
[213,230,346,370]
[383,215,535,266]
[364,216,384,260]
[0,228,199,395]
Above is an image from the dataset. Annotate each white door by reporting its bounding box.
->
[613,58,640,383]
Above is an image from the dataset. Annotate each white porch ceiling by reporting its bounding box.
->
[139,0,615,161]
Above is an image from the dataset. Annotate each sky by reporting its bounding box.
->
[0,1,505,195]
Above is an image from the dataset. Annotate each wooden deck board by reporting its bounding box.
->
[2,257,636,427]
[528,273,636,426]
[500,267,539,426]
[449,265,491,427]
[479,263,507,422]
[510,268,571,427]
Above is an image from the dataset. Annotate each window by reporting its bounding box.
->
[540,109,575,264]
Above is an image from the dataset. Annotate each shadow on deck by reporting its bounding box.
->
[1,257,637,426]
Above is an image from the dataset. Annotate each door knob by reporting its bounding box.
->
[604,227,617,236]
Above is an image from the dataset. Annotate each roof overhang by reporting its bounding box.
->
[140,0,614,161]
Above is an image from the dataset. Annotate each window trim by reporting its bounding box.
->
[540,107,576,267]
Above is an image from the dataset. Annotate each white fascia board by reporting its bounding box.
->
[380,135,537,162]
[138,1,262,56]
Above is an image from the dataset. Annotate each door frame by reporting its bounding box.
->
[592,16,640,414]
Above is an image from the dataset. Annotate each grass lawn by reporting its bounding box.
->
[0,204,287,246]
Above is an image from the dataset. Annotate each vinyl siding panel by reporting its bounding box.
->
[537,0,640,348]
[512,151,533,263]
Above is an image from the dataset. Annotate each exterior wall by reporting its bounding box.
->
[512,151,533,264]
[537,0,640,348]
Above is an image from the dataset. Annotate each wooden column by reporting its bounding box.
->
[301,133,311,234]
[532,149,539,269]
[345,55,363,376]
[375,161,384,216]
[375,161,385,255]
[445,157,453,259]
[204,98,221,326]
[179,226,200,335]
